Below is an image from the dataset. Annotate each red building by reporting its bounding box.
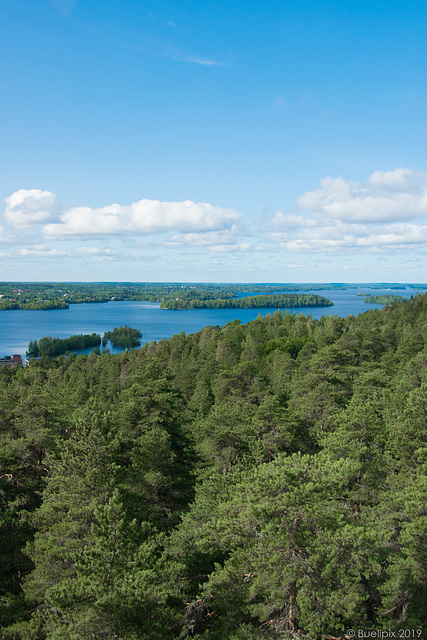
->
[0,354,22,367]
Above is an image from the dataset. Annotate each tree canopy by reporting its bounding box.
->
[102,326,142,349]
[1,295,427,638]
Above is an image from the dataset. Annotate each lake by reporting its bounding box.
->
[1,287,424,358]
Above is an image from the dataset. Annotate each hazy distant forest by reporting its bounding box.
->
[1,295,426,638]
[0,282,419,311]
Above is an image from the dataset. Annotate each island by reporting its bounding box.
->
[160,293,333,310]
[26,327,142,358]
[27,333,101,358]
[102,325,142,349]
[363,295,406,305]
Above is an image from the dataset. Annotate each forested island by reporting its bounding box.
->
[102,325,142,349]
[1,294,426,638]
[160,293,333,310]
[26,328,142,358]
[363,294,406,305]
[26,333,101,358]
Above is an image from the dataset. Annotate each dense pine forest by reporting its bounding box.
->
[1,295,426,639]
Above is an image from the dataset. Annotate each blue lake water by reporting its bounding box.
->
[1,287,425,358]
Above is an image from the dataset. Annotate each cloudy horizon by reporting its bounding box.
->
[2,167,427,282]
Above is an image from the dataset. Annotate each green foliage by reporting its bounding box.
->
[161,293,333,310]
[102,325,142,348]
[26,340,40,358]
[0,299,68,311]
[28,334,101,358]
[364,295,406,304]
[2,296,427,637]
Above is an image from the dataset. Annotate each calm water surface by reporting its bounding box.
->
[1,287,424,358]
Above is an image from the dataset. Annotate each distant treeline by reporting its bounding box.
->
[161,293,333,310]
[0,299,69,311]
[27,333,101,357]
[1,281,423,311]
[364,295,406,305]
[102,325,142,348]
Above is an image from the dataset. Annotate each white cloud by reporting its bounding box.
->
[73,247,113,256]
[14,245,117,259]
[368,168,426,191]
[7,172,427,266]
[272,212,316,228]
[276,221,427,252]
[211,242,251,253]
[18,247,67,257]
[270,168,427,253]
[296,169,427,223]
[165,227,239,247]
[43,198,241,238]
[5,189,59,227]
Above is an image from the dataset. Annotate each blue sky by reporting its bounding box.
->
[1,0,427,282]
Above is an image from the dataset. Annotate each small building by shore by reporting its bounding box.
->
[0,354,22,368]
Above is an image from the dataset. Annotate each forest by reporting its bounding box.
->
[160,293,333,310]
[1,295,426,639]
[0,283,300,310]
[0,282,422,311]
[0,299,69,311]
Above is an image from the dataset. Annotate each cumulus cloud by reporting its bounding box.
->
[43,198,241,238]
[2,190,240,240]
[296,169,427,223]
[368,168,426,191]
[271,168,427,252]
[5,189,59,227]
